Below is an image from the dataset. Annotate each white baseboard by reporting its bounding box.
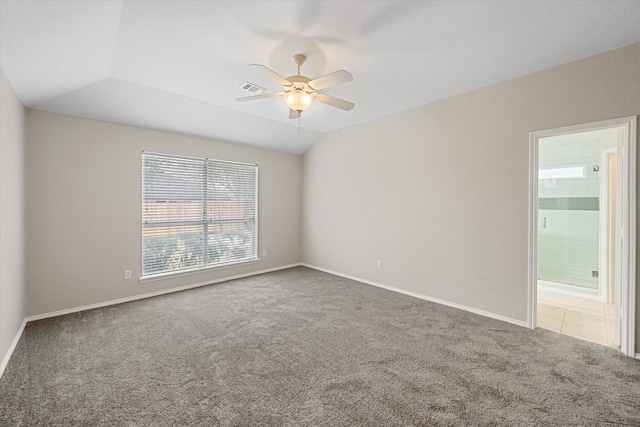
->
[0,318,27,380]
[301,263,528,328]
[26,263,302,322]
[636,353,640,360]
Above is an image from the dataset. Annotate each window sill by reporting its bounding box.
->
[138,258,260,284]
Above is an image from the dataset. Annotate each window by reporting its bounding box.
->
[539,166,585,180]
[142,152,258,277]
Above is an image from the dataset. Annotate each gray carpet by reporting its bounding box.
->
[1,266,639,426]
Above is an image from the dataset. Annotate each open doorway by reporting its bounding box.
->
[528,117,636,357]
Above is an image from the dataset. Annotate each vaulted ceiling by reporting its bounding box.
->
[2,1,639,154]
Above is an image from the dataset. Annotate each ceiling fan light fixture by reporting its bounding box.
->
[284,88,314,112]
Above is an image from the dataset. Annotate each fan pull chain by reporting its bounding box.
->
[297,115,302,139]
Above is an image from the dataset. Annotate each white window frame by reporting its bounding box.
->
[141,151,258,280]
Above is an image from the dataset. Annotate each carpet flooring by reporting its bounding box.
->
[1,266,639,426]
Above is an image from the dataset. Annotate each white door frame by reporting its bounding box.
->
[599,147,616,303]
[528,116,637,357]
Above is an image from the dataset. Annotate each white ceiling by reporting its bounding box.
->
[2,1,639,154]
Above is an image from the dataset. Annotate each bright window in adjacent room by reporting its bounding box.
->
[142,152,258,277]
[538,166,585,180]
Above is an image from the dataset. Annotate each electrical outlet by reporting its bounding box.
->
[262,250,267,257]
[124,270,132,280]
[377,260,382,268]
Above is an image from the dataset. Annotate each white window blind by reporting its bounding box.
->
[142,152,257,277]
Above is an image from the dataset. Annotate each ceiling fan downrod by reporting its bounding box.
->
[293,54,306,76]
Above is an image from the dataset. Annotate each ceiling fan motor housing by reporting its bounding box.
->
[286,75,311,84]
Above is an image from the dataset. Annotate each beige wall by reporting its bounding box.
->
[302,44,640,349]
[0,70,26,367]
[26,111,302,316]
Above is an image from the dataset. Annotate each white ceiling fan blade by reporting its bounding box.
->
[315,93,355,111]
[236,92,284,102]
[249,64,291,87]
[289,109,300,119]
[308,70,353,90]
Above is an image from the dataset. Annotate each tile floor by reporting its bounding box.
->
[537,288,618,348]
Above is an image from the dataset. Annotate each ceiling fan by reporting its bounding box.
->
[237,54,355,119]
